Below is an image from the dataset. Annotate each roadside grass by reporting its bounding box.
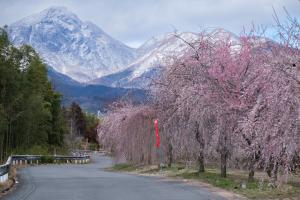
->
[173,169,300,199]
[0,178,13,193]
[111,163,137,171]
[111,163,300,199]
[0,180,11,194]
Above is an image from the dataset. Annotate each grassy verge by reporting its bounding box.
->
[111,164,300,199]
[174,169,300,199]
[111,163,137,171]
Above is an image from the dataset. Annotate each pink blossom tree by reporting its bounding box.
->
[98,12,299,185]
[98,102,157,165]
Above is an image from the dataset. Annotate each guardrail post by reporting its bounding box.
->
[0,173,8,183]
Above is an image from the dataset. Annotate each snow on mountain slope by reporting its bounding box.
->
[90,29,269,89]
[7,7,246,89]
[90,29,240,88]
[89,32,200,88]
[7,6,137,82]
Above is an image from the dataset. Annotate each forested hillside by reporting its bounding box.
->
[0,28,66,162]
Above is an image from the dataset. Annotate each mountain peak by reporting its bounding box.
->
[44,6,68,12]
[8,7,137,82]
[10,6,80,27]
[40,6,78,19]
[210,28,239,41]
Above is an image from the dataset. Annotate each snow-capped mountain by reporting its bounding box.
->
[89,32,200,88]
[7,6,136,82]
[7,7,244,89]
[90,29,272,88]
[90,29,242,88]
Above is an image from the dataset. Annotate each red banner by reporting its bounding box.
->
[154,119,160,148]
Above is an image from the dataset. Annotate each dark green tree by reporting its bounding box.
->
[0,28,67,162]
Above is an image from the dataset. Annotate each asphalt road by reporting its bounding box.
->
[2,153,224,200]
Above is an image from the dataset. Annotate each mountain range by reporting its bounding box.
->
[5,6,250,111]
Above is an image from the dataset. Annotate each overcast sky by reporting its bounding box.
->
[0,0,299,47]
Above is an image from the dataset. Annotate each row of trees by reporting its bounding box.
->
[0,28,66,162]
[98,13,299,186]
[0,28,100,161]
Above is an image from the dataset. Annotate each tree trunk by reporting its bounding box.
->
[197,151,205,173]
[248,170,255,182]
[147,152,152,165]
[220,153,227,177]
[270,163,278,187]
[248,158,255,182]
[167,143,173,167]
[266,160,278,187]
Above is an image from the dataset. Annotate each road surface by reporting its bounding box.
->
[2,153,224,200]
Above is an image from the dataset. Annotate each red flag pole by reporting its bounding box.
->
[154,119,160,148]
[154,119,163,170]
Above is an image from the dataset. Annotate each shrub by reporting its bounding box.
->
[40,155,54,164]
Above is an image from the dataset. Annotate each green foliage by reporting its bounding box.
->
[88,142,99,151]
[63,103,100,151]
[0,28,67,162]
[12,145,69,156]
[84,112,99,144]
[12,145,49,155]
[66,102,86,136]
[40,155,54,164]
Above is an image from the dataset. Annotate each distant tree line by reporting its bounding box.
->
[0,28,67,162]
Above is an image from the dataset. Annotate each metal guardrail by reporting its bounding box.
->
[0,157,11,176]
[0,154,90,183]
[0,157,12,183]
[11,155,90,165]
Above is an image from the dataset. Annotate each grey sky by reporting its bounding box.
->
[0,0,299,47]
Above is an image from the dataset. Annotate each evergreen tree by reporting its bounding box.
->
[70,102,86,136]
[0,28,67,162]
